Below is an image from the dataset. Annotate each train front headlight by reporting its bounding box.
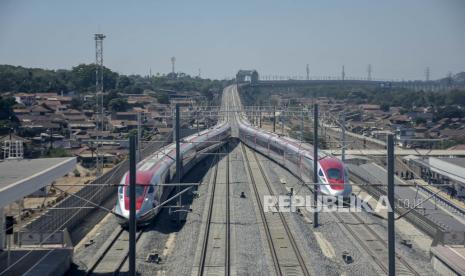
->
[118,186,124,200]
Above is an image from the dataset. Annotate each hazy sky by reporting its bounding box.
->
[1,0,464,80]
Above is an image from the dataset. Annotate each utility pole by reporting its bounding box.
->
[367,64,372,81]
[129,135,137,276]
[300,110,304,142]
[172,107,176,143]
[281,110,285,135]
[313,104,319,228]
[137,112,142,162]
[175,104,182,225]
[342,65,345,82]
[49,128,53,151]
[196,108,200,135]
[387,134,395,276]
[273,106,276,132]
[341,111,346,163]
[95,33,105,177]
[306,64,310,80]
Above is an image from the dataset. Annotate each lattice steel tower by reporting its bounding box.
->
[95,33,105,176]
[171,56,176,74]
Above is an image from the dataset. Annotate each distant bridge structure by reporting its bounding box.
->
[236,71,463,91]
[236,70,259,84]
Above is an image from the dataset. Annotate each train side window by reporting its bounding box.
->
[148,185,154,193]
[318,169,324,177]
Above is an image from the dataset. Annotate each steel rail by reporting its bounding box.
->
[241,143,311,276]
[86,229,144,275]
[198,146,231,275]
[197,153,219,275]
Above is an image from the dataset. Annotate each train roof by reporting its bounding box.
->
[124,122,230,185]
[240,120,331,159]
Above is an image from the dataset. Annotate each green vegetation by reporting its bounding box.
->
[240,84,465,120]
[108,98,129,112]
[0,96,16,119]
[43,147,72,158]
[0,96,17,133]
[0,64,227,106]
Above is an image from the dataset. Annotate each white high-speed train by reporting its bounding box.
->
[114,122,230,225]
[231,87,352,198]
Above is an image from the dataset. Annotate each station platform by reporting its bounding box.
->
[411,178,465,215]
[431,244,465,275]
[0,157,76,275]
[0,157,76,207]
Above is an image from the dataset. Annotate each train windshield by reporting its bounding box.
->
[326,168,342,180]
[125,185,146,198]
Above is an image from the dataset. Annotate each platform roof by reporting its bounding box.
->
[437,157,465,169]
[0,157,76,207]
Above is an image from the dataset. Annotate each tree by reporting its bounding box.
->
[44,148,72,158]
[70,97,83,110]
[108,98,129,112]
[415,117,426,125]
[71,64,119,92]
[104,90,119,107]
[446,90,465,106]
[0,96,16,119]
[116,75,133,89]
[155,92,170,104]
[436,105,464,119]
[380,103,390,112]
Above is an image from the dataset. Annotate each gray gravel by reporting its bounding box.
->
[71,142,437,276]
[70,214,121,274]
[229,141,271,275]
[256,151,438,275]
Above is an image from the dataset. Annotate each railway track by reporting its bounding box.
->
[332,210,420,275]
[86,227,144,275]
[241,143,311,276]
[197,147,231,275]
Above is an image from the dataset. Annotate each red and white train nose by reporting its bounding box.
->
[123,185,147,211]
[318,158,347,191]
